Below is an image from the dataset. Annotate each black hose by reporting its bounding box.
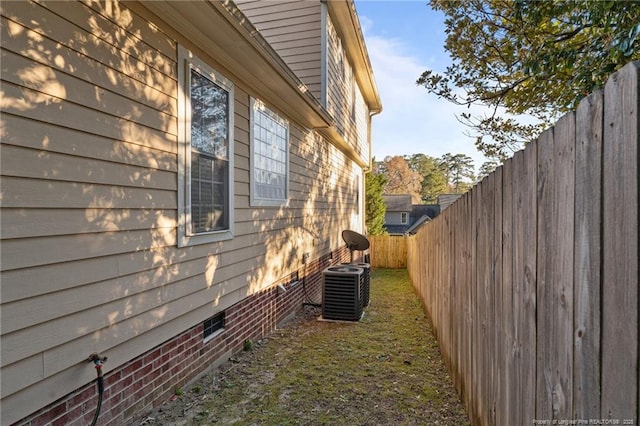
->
[301,260,321,307]
[90,375,104,426]
[90,356,106,426]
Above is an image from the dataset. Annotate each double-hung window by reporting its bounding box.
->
[250,98,289,206]
[177,46,234,247]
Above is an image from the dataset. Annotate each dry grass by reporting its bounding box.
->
[137,269,470,425]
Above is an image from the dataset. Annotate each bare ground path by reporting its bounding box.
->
[135,269,469,425]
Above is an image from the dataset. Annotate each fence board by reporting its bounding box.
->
[443,208,453,372]
[536,126,555,420]
[573,90,603,419]
[453,196,464,395]
[491,167,502,425]
[478,173,494,424]
[601,61,639,420]
[462,195,473,417]
[512,149,527,423]
[470,185,480,425]
[552,111,576,419]
[369,235,407,268]
[501,156,515,425]
[404,61,639,426]
[519,143,538,424]
[536,111,576,421]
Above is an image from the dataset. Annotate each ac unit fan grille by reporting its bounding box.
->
[322,268,363,321]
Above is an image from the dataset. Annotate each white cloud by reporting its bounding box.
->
[364,31,490,168]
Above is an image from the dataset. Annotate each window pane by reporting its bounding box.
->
[189,67,230,235]
[191,69,228,159]
[252,102,288,203]
[203,312,225,339]
[191,152,228,233]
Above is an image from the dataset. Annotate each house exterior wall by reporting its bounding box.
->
[10,250,352,426]
[325,13,371,164]
[0,1,369,424]
[385,211,409,226]
[233,0,323,101]
[235,0,372,167]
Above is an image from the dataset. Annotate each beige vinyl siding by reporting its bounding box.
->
[0,144,176,190]
[354,80,371,162]
[1,115,177,171]
[2,1,177,96]
[235,0,322,100]
[325,15,371,164]
[0,1,363,423]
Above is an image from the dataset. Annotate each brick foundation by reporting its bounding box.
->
[13,248,351,426]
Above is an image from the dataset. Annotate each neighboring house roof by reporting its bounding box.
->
[410,204,440,221]
[381,195,441,235]
[438,193,463,211]
[404,204,440,235]
[382,194,412,212]
[406,215,432,234]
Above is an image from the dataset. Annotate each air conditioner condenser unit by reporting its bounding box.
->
[322,266,364,321]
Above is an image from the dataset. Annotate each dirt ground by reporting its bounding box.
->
[134,269,470,425]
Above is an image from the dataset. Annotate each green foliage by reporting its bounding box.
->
[477,160,499,182]
[365,171,387,236]
[418,0,640,159]
[406,154,448,203]
[438,153,475,193]
[374,152,475,200]
[244,339,253,351]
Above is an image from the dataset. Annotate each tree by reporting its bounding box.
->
[382,156,423,203]
[365,171,387,235]
[418,0,640,159]
[439,153,475,193]
[477,160,499,181]
[407,153,448,203]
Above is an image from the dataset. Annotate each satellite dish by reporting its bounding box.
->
[342,230,370,262]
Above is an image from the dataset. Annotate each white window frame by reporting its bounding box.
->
[177,45,234,247]
[249,97,290,207]
[401,212,408,224]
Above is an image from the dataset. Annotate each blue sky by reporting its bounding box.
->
[354,1,490,170]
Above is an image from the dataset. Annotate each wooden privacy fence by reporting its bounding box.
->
[407,62,639,425]
[368,234,407,268]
